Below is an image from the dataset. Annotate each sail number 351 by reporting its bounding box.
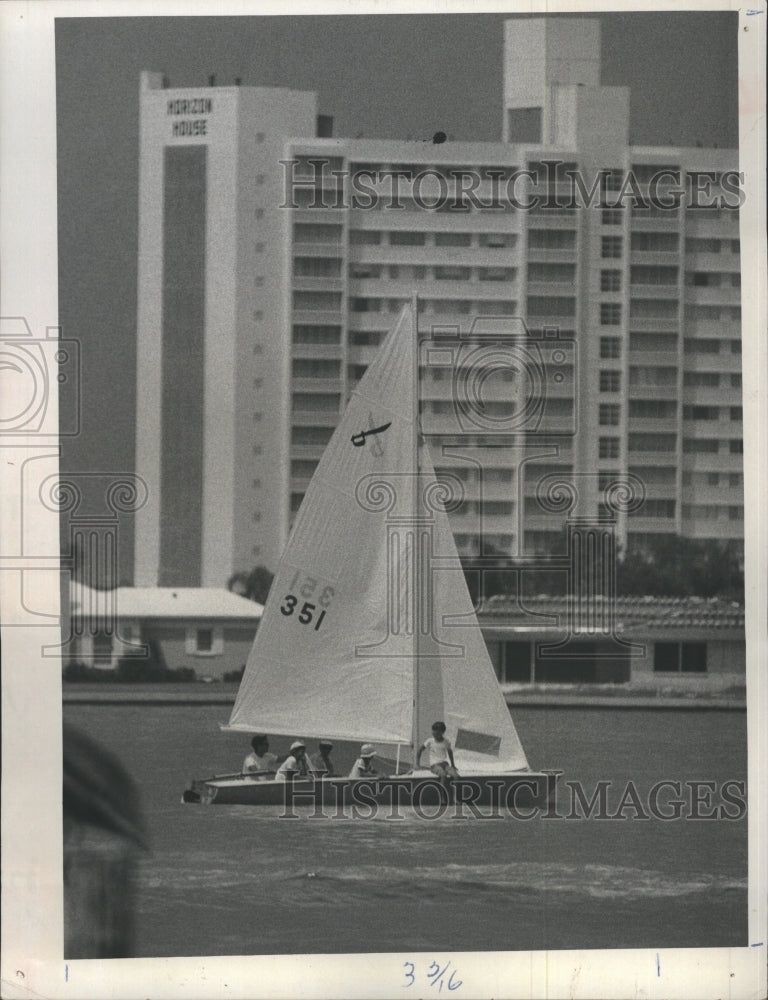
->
[280,595,326,630]
[280,575,334,631]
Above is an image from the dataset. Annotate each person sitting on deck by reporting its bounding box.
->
[274,741,309,781]
[348,744,378,779]
[415,721,459,789]
[308,739,335,778]
[242,735,278,780]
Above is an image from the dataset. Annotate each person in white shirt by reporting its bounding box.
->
[415,721,459,789]
[242,735,278,780]
[275,740,310,781]
[348,744,378,779]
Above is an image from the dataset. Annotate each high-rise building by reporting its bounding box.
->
[134,18,742,587]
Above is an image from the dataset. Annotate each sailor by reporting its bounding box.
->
[415,721,459,788]
[348,744,378,779]
[242,734,278,779]
[275,740,309,781]
[308,739,335,778]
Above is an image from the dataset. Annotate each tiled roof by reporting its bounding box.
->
[70,583,264,620]
[479,595,745,631]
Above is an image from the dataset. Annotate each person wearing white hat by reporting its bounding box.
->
[275,740,309,781]
[348,743,378,779]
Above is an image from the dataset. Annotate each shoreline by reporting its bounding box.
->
[62,684,747,710]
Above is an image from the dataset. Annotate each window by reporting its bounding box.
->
[529,262,576,283]
[682,438,719,453]
[600,270,622,292]
[628,433,676,452]
[683,338,720,354]
[478,267,516,282]
[730,406,743,422]
[599,437,620,459]
[731,274,741,288]
[601,236,623,258]
[186,626,223,657]
[600,303,622,325]
[196,629,213,652]
[599,370,621,392]
[729,506,743,521]
[434,232,472,247]
[630,366,677,387]
[730,439,743,454]
[294,257,342,277]
[600,337,621,359]
[602,209,622,225]
[631,232,679,252]
[629,499,675,518]
[654,642,707,673]
[731,340,742,354]
[729,473,742,487]
[683,405,719,421]
[292,359,340,379]
[389,231,425,246]
[528,229,577,250]
[731,373,742,388]
[631,266,679,286]
[629,400,677,419]
[350,297,380,313]
[293,325,341,345]
[683,372,719,387]
[293,290,342,311]
[349,230,381,245]
[630,332,677,352]
[434,266,471,281]
[599,403,620,426]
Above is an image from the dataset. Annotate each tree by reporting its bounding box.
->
[227,565,274,604]
[616,536,743,601]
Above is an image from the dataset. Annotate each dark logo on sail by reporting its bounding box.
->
[351,420,391,455]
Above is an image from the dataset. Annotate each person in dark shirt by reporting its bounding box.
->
[308,739,335,778]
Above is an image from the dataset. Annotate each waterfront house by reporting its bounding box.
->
[67,582,263,680]
[479,595,745,694]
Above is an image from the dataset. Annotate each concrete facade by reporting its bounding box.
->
[134,18,743,587]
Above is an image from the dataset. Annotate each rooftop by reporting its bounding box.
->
[70,583,264,620]
[479,595,745,631]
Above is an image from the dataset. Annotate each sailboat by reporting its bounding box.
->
[183,303,551,809]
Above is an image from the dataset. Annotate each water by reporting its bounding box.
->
[63,700,747,956]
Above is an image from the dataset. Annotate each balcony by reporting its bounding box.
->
[684,215,740,238]
[291,308,344,325]
[291,410,340,428]
[291,344,343,360]
[629,251,680,266]
[684,285,741,307]
[293,242,345,257]
[292,277,344,292]
[629,284,680,300]
[627,317,678,331]
[628,384,679,399]
[291,376,343,392]
[685,252,740,272]
[526,248,578,264]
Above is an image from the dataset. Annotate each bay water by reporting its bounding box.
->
[63,700,747,957]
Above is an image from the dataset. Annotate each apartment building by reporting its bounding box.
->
[134,17,742,586]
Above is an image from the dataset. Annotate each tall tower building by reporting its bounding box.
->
[134,18,742,586]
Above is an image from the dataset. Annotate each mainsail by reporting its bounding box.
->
[227,304,529,773]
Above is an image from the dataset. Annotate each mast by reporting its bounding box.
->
[411,292,420,756]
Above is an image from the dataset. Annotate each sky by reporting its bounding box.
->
[53,10,739,579]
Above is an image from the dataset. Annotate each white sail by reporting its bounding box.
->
[228,304,529,773]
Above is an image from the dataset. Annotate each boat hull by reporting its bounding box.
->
[182,772,554,812]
